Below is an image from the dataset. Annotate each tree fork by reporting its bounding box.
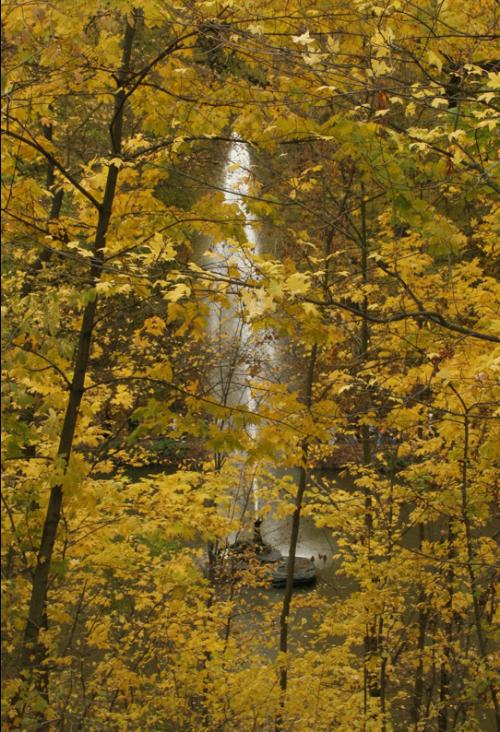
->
[21,123,64,298]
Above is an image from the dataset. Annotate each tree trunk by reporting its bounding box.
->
[438,518,454,732]
[18,13,137,710]
[358,186,380,711]
[412,523,428,730]
[275,344,317,732]
[451,394,500,731]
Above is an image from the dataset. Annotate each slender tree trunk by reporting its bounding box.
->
[423,617,438,732]
[379,616,387,732]
[14,130,65,700]
[275,344,317,732]
[412,523,428,731]
[358,186,380,712]
[18,13,137,709]
[438,518,454,732]
[452,397,500,731]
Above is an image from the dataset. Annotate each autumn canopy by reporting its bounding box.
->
[1,0,499,730]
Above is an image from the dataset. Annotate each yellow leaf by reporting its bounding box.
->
[143,316,165,336]
[427,51,443,72]
[286,273,310,295]
[165,284,190,302]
